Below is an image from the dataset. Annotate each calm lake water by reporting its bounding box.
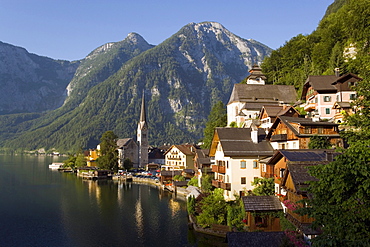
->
[0,155,225,247]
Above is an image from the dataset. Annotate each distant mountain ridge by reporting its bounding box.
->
[0,41,79,114]
[0,21,272,152]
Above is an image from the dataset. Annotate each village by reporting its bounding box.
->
[60,64,362,246]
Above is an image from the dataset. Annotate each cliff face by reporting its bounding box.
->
[0,41,79,114]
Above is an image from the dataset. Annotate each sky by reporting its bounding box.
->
[1,0,334,61]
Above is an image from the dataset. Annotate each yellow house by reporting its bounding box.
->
[163,144,196,171]
[86,148,100,167]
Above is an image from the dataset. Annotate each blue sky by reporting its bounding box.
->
[1,0,334,61]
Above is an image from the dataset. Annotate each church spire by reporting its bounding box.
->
[140,91,147,123]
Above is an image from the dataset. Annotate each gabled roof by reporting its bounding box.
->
[210,128,273,157]
[228,84,297,105]
[281,163,319,194]
[266,116,340,139]
[259,105,299,119]
[301,73,362,100]
[117,138,135,147]
[164,144,196,156]
[242,195,283,211]
[195,149,211,165]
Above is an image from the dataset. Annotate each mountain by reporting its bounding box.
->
[1,22,272,152]
[0,41,79,114]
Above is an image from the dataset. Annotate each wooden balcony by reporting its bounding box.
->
[211,165,226,173]
[212,179,231,190]
[220,182,231,190]
[212,179,221,188]
[304,103,316,112]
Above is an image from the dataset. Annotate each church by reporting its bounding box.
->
[117,92,149,168]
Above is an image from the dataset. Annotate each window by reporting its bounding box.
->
[324,96,331,102]
[326,108,331,114]
[253,160,258,169]
[262,164,266,173]
[240,160,246,169]
[241,177,246,184]
[350,94,356,100]
[304,127,312,134]
[318,127,323,134]
[280,168,285,178]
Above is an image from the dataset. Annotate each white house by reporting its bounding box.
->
[209,127,274,200]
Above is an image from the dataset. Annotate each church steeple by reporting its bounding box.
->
[140,91,147,123]
[137,91,148,167]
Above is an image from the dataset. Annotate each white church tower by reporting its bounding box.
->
[137,92,148,168]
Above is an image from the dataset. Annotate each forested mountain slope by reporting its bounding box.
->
[261,0,370,96]
[1,22,271,152]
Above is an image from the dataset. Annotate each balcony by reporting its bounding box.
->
[211,165,226,173]
[212,180,231,190]
[220,182,231,190]
[212,179,221,188]
[303,103,316,112]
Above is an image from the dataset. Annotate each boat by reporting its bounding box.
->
[49,163,63,169]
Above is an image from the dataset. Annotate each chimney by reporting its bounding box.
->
[335,68,340,77]
[251,125,259,144]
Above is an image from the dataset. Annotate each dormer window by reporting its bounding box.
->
[324,96,331,102]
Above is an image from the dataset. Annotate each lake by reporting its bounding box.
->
[0,155,225,247]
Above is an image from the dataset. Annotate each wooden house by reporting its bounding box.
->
[266,116,342,150]
[242,195,283,232]
[263,149,337,197]
[259,105,300,133]
[281,163,325,238]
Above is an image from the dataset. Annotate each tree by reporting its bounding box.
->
[196,188,228,228]
[251,177,275,196]
[227,199,246,231]
[96,130,118,171]
[300,77,370,246]
[201,174,212,192]
[308,135,332,149]
[201,101,227,148]
[123,158,133,171]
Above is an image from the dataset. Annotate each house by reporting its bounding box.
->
[300,73,361,122]
[86,148,99,167]
[280,163,324,239]
[148,146,166,165]
[263,149,338,197]
[193,149,213,187]
[163,144,196,171]
[209,127,274,200]
[259,105,300,133]
[227,69,297,127]
[266,116,342,150]
[242,195,283,232]
[117,138,139,168]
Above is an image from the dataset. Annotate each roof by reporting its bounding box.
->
[228,84,297,105]
[242,196,283,211]
[195,149,211,165]
[305,75,338,91]
[301,73,362,100]
[117,138,134,147]
[260,105,299,119]
[227,232,286,247]
[164,144,196,156]
[268,149,338,163]
[282,163,319,194]
[333,101,351,108]
[160,170,182,176]
[212,128,273,157]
